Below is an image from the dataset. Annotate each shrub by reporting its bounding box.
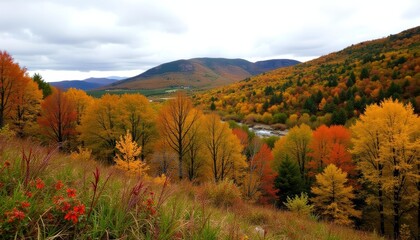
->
[199,180,242,208]
[284,192,314,215]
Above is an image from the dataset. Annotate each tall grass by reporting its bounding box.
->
[0,137,383,239]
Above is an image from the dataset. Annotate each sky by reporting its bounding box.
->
[0,0,419,82]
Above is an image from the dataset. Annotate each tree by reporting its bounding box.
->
[158,92,201,180]
[37,89,77,149]
[32,73,52,98]
[65,88,93,125]
[114,131,148,176]
[308,125,354,177]
[259,151,277,204]
[9,75,42,137]
[311,164,361,226]
[274,155,305,208]
[331,108,347,125]
[324,143,354,175]
[351,99,419,238]
[202,114,246,183]
[185,118,205,181]
[0,51,25,128]
[118,94,157,161]
[308,125,331,176]
[79,94,120,163]
[274,124,312,186]
[242,143,277,204]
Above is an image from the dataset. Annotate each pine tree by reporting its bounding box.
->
[274,155,304,208]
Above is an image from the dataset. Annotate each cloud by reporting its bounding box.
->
[0,0,419,81]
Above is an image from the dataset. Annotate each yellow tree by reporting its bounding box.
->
[115,131,148,176]
[202,113,247,183]
[274,124,312,186]
[351,99,419,238]
[10,75,42,137]
[158,92,201,180]
[65,88,93,125]
[79,94,120,163]
[311,164,361,226]
[118,94,157,162]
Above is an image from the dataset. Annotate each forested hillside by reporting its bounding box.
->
[194,26,420,127]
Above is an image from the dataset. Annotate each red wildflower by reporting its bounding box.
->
[61,201,71,212]
[146,198,154,207]
[5,208,25,222]
[66,188,76,198]
[25,191,32,198]
[55,180,64,190]
[64,211,78,224]
[73,204,85,215]
[149,207,156,216]
[21,201,30,209]
[35,178,45,189]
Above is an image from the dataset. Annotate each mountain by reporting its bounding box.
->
[103,58,300,90]
[194,26,420,125]
[50,77,121,91]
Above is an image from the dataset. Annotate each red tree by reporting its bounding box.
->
[38,89,77,147]
[255,144,277,204]
[308,125,354,177]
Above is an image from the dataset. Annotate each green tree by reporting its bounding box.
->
[281,124,312,185]
[274,155,305,208]
[32,73,52,98]
[360,67,370,79]
[331,108,347,125]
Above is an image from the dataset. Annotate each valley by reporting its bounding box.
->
[0,26,419,239]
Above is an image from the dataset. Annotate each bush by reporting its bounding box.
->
[284,192,313,215]
[199,180,242,208]
[273,113,288,124]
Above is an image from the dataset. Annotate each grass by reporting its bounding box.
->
[0,136,384,239]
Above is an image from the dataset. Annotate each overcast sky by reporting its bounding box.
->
[1,0,419,82]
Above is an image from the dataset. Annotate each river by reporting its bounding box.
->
[249,124,289,138]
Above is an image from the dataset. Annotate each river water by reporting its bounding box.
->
[249,124,289,138]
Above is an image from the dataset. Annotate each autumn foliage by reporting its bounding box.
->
[37,89,77,146]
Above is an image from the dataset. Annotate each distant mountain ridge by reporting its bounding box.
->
[50,77,121,91]
[103,58,300,90]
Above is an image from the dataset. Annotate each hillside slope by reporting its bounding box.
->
[104,58,300,90]
[194,26,420,125]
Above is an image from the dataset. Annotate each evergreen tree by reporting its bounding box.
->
[33,73,52,98]
[274,155,305,208]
